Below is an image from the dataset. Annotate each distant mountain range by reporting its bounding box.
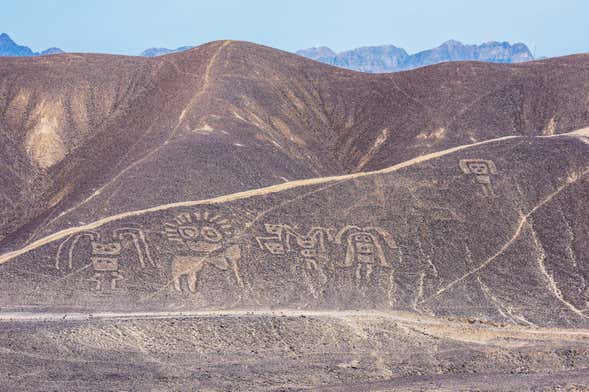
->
[296,40,534,72]
[140,46,194,57]
[0,33,63,57]
[0,33,535,73]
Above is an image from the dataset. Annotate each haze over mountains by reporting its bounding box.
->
[1,39,589,389]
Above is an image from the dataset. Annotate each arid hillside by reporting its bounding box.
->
[2,41,589,247]
[1,41,589,390]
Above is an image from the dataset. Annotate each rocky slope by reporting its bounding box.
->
[0,40,588,390]
[1,41,587,248]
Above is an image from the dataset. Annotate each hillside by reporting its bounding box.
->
[1,42,588,247]
[1,40,589,390]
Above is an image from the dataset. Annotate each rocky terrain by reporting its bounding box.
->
[1,40,589,390]
[297,40,534,72]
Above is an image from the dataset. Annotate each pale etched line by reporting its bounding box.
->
[527,219,587,318]
[354,127,390,172]
[541,126,589,145]
[445,77,517,132]
[238,180,345,235]
[0,134,526,265]
[4,129,587,268]
[390,77,435,113]
[24,62,170,245]
[2,309,589,339]
[9,129,589,267]
[36,41,232,235]
[421,166,589,305]
[175,40,231,126]
[414,271,425,310]
[476,275,535,326]
[555,126,589,139]
[416,237,438,277]
[476,276,511,320]
[161,58,202,79]
[559,205,579,268]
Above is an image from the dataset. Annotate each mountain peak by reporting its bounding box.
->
[0,32,62,57]
[0,33,18,46]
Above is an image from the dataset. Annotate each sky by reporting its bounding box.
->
[1,0,588,57]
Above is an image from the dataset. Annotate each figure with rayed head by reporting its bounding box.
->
[164,210,243,293]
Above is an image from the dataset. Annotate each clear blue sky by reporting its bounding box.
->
[1,0,587,57]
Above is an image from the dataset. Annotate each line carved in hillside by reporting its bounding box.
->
[0,134,520,266]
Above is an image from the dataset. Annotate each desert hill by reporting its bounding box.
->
[1,128,588,390]
[2,41,589,248]
[1,40,589,390]
[1,128,588,325]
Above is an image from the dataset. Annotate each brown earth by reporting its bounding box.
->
[1,41,589,390]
